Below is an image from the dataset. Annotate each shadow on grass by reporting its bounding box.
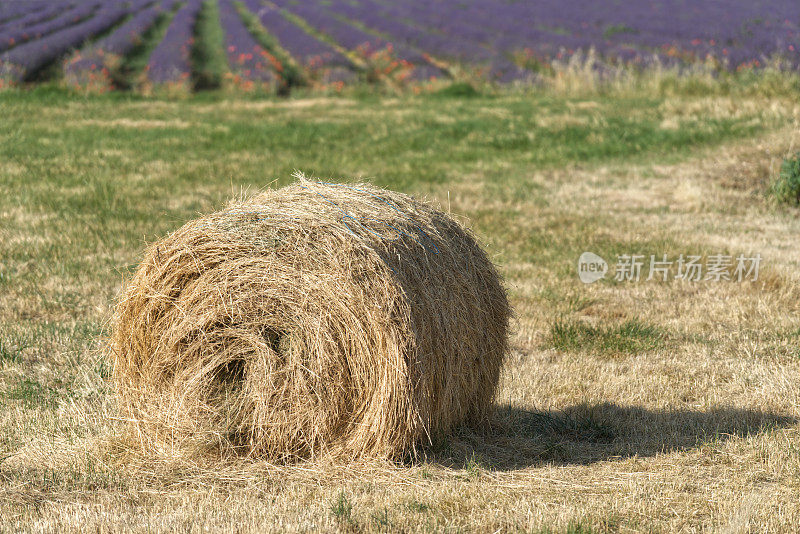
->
[426,403,798,471]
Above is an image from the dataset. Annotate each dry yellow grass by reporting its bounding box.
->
[1,93,799,532]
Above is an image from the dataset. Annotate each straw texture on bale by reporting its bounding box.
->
[111,179,511,461]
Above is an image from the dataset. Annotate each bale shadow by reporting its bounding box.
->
[425,403,798,471]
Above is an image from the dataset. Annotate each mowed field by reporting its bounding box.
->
[1,80,800,532]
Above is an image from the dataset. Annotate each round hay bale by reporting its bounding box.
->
[110,179,510,461]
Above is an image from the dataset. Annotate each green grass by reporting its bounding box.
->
[406,500,431,513]
[464,451,489,476]
[330,491,356,528]
[3,377,58,407]
[0,92,775,252]
[0,338,23,365]
[770,152,800,205]
[603,24,639,39]
[430,81,481,98]
[192,0,229,90]
[548,318,668,356]
[370,507,391,530]
[538,523,598,534]
[0,88,788,329]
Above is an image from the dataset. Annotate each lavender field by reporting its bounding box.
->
[0,0,798,92]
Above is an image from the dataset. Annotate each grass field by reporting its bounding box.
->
[1,81,800,532]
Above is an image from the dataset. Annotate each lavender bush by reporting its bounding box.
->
[144,0,202,87]
[64,0,177,91]
[0,2,67,31]
[0,1,129,84]
[218,0,277,90]
[0,1,102,53]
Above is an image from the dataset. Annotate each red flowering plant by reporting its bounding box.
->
[354,42,414,86]
[511,47,554,75]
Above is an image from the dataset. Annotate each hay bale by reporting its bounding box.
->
[110,178,510,461]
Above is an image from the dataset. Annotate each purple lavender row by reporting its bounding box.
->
[0,1,58,23]
[0,2,131,82]
[329,0,488,63]
[382,0,710,71]
[217,0,276,85]
[86,0,169,55]
[374,0,800,71]
[328,0,529,82]
[0,1,65,28]
[272,0,445,79]
[533,0,796,45]
[369,0,665,63]
[371,0,593,63]
[270,0,380,51]
[64,0,176,83]
[568,0,795,67]
[0,2,30,25]
[381,0,534,81]
[145,0,201,85]
[371,0,797,75]
[0,1,102,53]
[240,0,351,70]
[400,0,637,57]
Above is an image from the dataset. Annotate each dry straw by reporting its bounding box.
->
[110,176,511,461]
